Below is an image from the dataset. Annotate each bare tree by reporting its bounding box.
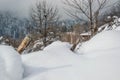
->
[104,0,120,18]
[63,0,110,36]
[31,0,60,46]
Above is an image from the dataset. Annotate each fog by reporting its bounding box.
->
[0,0,118,19]
[0,0,35,17]
[0,0,63,18]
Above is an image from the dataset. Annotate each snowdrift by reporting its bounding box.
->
[78,30,120,54]
[22,39,120,80]
[0,45,23,80]
[1,17,120,80]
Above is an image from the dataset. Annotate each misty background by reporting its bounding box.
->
[0,0,118,19]
[0,0,119,49]
[0,0,63,18]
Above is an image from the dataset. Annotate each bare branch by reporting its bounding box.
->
[63,0,113,36]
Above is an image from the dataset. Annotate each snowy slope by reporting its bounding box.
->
[22,41,81,80]
[0,45,23,80]
[22,36,120,80]
[1,17,118,80]
[77,30,120,54]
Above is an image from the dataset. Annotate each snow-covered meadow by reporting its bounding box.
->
[0,17,120,80]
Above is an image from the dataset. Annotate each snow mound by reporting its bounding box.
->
[22,41,120,80]
[22,41,80,80]
[44,41,71,52]
[78,30,120,54]
[0,56,10,80]
[0,45,23,80]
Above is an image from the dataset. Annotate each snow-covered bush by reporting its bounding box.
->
[0,45,23,80]
[98,16,120,32]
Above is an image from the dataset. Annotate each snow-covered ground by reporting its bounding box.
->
[22,29,120,80]
[0,45,23,80]
[77,30,120,54]
[0,17,120,80]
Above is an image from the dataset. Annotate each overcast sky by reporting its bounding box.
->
[0,0,63,18]
[0,0,118,19]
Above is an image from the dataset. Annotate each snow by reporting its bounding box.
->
[115,26,120,30]
[118,18,120,22]
[77,30,120,54]
[98,17,120,32]
[1,17,120,80]
[22,41,81,80]
[0,36,3,40]
[0,55,10,80]
[0,45,23,80]
[22,36,120,80]
[1,30,120,80]
[80,31,91,36]
[33,40,44,48]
